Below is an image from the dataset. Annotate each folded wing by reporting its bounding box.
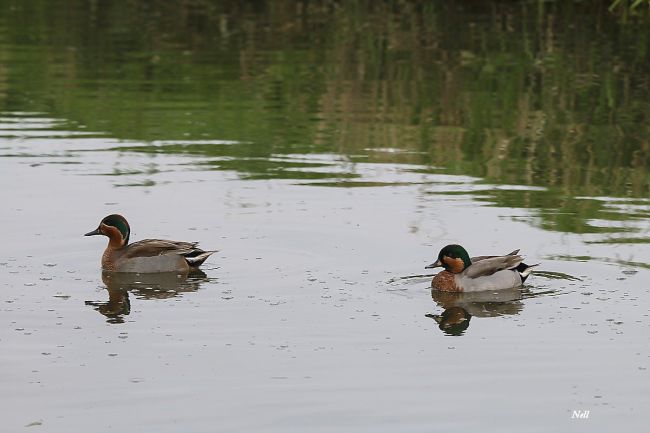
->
[464,255,524,279]
[470,249,520,263]
[124,239,200,258]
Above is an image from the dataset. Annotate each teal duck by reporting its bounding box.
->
[426,244,536,292]
[85,214,215,273]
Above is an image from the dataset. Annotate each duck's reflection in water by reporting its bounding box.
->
[85,270,210,323]
[427,288,524,335]
[426,306,471,336]
[85,284,131,324]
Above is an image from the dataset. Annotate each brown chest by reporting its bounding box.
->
[431,271,462,292]
[101,247,118,271]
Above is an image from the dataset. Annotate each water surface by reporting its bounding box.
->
[1,2,649,432]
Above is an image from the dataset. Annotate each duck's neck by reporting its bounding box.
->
[103,225,127,249]
[101,228,126,271]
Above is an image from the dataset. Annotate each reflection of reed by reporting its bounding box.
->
[17,2,648,185]
[85,271,210,323]
[7,1,649,233]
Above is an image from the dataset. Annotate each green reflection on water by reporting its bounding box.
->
[0,1,649,236]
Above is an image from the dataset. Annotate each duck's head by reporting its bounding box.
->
[425,244,471,274]
[85,214,130,247]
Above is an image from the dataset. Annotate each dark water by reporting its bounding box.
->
[1,2,649,432]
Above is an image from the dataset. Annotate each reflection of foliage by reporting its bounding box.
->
[0,1,649,234]
[465,189,649,234]
[609,0,649,13]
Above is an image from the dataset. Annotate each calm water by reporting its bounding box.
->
[1,2,649,432]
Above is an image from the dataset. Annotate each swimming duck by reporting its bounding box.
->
[85,214,215,273]
[425,244,536,292]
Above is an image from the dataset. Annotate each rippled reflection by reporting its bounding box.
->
[428,283,564,335]
[426,307,472,336]
[429,289,524,336]
[432,288,525,318]
[1,0,648,242]
[85,271,210,323]
[84,288,130,324]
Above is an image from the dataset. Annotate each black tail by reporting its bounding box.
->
[516,262,539,283]
[183,250,216,268]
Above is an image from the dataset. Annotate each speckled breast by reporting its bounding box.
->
[431,271,462,292]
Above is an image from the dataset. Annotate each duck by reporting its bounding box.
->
[85,214,216,273]
[425,244,536,292]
